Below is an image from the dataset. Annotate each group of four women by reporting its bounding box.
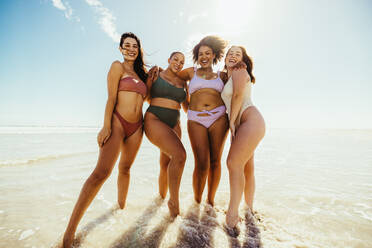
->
[62,32,265,248]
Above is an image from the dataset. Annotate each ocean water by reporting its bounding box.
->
[0,126,371,248]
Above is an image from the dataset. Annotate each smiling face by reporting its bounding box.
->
[197,45,215,68]
[225,46,243,68]
[119,37,139,61]
[225,46,243,67]
[168,53,185,73]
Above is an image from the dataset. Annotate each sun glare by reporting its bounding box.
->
[217,0,258,32]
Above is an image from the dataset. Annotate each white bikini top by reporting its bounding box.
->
[221,76,253,124]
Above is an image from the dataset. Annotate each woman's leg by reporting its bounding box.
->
[144,113,186,217]
[187,120,210,204]
[159,152,170,199]
[63,116,124,247]
[158,123,181,199]
[243,155,255,211]
[207,114,229,206]
[117,126,143,209]
[226,107,265,227]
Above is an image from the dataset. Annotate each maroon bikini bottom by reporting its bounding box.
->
[114,110,142,139]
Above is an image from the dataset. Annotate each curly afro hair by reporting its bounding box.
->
[192,35,227,65]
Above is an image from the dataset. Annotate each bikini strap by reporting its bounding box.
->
[191,67,198,79]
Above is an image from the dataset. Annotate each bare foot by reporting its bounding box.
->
[62,232,74,248]
[223,223,240,238]
[118,200,126,209]
[226,212,240,228]
[159,188,167,199]
[167,200,179,217]
[154,195,165,205]
[207,199,214,206]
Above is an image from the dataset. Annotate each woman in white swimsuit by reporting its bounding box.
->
[221,46,265,228]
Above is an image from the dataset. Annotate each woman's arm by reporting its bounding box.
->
[145,66,159,103]
[177,67,193,112]
[229,69,250,136]
[177,67,193,81]
[97,61,122,147]
[181,80,189,113]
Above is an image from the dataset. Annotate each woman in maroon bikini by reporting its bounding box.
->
[62,32,157,248]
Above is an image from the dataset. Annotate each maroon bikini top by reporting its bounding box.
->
[118,77,147,98]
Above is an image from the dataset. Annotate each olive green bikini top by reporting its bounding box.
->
[150,76,186,103]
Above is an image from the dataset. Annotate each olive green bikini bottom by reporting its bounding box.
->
[146,105,180,128]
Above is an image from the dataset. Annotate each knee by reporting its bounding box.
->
[89,168,111,185]
[172,148,186,167]
[160,156,170,170]
[195,157,209,173]
[226,156,242,174]
[210,159,221,170]
[119,162,132,176]
[160,161,168,171]
[245,162,254,175]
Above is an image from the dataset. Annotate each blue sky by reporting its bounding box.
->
[0,0,371,128]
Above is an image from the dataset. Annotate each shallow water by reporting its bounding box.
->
[0,127,371,247]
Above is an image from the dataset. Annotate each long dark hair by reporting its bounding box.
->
[192,36,227,65]
[119,32,148,82]
[226,46,256,83]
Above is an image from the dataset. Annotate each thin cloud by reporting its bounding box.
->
[51,0,77,21]
[52,0,66,10]
[187,12,208,23]
[85,0,102,7]
[85,0,120,42]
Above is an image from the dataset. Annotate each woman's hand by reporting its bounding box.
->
[232,61,247,71]
[148,66,159,82]
[229,121,236,142]
[97,126,111,147]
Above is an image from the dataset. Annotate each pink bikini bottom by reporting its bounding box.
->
[187,105,226,128]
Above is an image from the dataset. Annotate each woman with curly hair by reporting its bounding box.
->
[221,46,265,229]
[178,36,229,206]
[62,32,157,247]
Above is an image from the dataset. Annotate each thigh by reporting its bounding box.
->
[173,122,182,139]
[159,122,182,166]
[119,125,143,165]
[94,115,125,173]
[144,112,184,157]
[228,107,265,166]
[208,114,229,162]
[187,120,210,163]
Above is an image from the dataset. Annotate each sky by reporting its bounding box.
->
[0,0,371,129]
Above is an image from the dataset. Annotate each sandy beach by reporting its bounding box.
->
[0,126,371,248]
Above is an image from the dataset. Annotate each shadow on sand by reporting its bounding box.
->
[226,209,262,248]
[109,197,168,248]
[57,200,262,248]
[72,205,120,248]
[169,203,219,248]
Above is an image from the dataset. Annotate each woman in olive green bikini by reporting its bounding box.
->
[144,52,188,217]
